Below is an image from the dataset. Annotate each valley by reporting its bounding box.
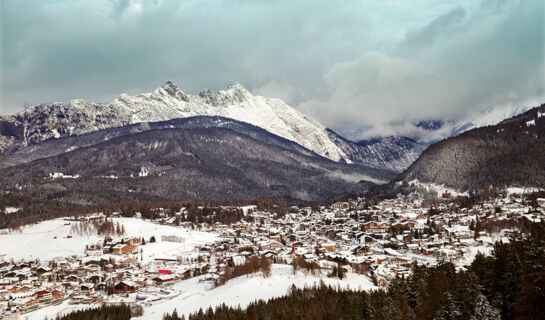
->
[1,189,543,319]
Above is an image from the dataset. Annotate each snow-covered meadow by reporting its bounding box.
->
[0,217,217,262]
[140,264,376,319]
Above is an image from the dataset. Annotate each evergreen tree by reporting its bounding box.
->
[470,294,500,320]
[433,293,461,320]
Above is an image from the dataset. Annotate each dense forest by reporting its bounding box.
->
[162,222,545,320]
[51,304,132,320]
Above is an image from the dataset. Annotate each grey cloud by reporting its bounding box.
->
[110,0,131,18]
[403,7,467,49]
[299,0,544,140]
[0,0,543,143]
[1,0,374,114]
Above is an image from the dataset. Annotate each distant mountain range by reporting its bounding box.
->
[1,81,537,204]
[410,103,535,144]
[0,118,394,204]
[0,81,407,205]
[0,81,422,173]
[399,104,545,191]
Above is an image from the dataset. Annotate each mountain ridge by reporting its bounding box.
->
[0,116,320,169]
[0,81,349,162]
[0,125,394,205]
[0,81,423,172]
[399,103,545,191]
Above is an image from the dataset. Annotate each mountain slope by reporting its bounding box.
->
[0,126,394,204]
[400,104,545,191]
[327,131,425,173]
[0,116,319,169]
[0,81,422,172]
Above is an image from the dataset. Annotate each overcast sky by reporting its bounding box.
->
[1,0,543,139]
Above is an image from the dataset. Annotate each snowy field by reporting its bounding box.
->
[139,264,377,319]
[22,300,90,320]
[0,217,217,262]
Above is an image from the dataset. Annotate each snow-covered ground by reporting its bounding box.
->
[20,264,376,320]
[505,187,543,196]
[405,179,469,197]
[139,264,377,319]
[456,245,493,268]
[22,300,90,320]
[0,217,217,262]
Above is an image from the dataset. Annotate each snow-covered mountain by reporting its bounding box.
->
[0,81,349,162]
[413,104,536,144]
[0,81,425,172]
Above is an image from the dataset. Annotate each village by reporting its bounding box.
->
[1,190,543,319]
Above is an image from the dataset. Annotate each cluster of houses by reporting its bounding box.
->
[1,192,543,319]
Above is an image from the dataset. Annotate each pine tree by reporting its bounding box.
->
[433,293,461,320]
[470,294,500,320]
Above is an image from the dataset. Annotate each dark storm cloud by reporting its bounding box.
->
[0,0,543,139]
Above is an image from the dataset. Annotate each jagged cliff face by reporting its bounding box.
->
[400,104,545,191]
[0,81,424,172]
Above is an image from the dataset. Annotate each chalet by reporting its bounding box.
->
[114,281,137,293]
[180,269,193,279]
[86,274,103,284]
[51,290,64,299]
[261,241,283,250]
[127,238,142,246]
[285,234,298,242]
[95,282,107,292]
[22,298,39,313]
[321,243,337,252]
[111,244,135,255]
[77,267,92,277]
[64,275,80,283]
[152,274,176,285]
[36,290,51,301]
[35,267,51,276]
[121,258,138,265]
[352,245,370,255]
[331,202,348,209]
[80,283,95,293]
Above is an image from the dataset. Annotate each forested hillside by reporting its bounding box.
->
[400,104,545,190]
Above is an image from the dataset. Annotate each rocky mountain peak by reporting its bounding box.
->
[159,81,188,102]
[198,88,217,105]
[227,82,249,93]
